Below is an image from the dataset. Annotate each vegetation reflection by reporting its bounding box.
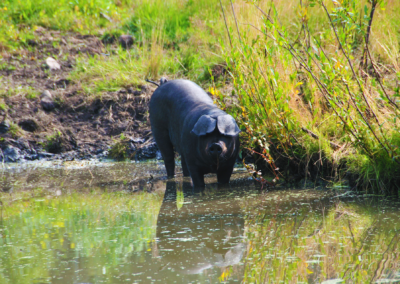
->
[0,189,163,284]
[243,194,400,283]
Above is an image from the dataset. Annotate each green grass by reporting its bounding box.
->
[0,85,40,100]
[69,0,228,96]
[44,130,63,153]
[7,122,22,138]
[0,0,136,51]
[109,133,130,160]
[0,102,7,111]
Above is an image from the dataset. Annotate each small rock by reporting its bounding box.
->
[92,120,101,127]
[45,57,61,70]
[135,142,158,160]
[18,119,38,132]
[119,35,134,49]
[130,137,145,144]
[41,90,52,99]
[140,85,149,93]
[27,39,37,46]
[1,146,21,163]
[40,90,55,111]
[34,26,46,33]
[25,154,39,161]
[40,90,53,100]
[0,121,10,134]
[37,151,54,159]
[55,78,70,88]
[16,138,30,150]
[129,142,136,152]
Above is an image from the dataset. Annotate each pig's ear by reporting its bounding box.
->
[217,115,241,136]
[191,115,217,136]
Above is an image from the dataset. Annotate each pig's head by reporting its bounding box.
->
[191,114,240,163]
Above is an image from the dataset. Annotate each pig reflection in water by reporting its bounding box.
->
[155,181,246,275]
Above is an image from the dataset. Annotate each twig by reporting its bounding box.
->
[100,12,113,22]
[343,80,396,162]
[230,0,242,42]
[361,0,378,69]
[321,2,381,126]
[320,2,399,163]
[242,158,275,189]
[219,0,232,48]
[301,127,340,150]
[248,20,372,156]
[365,45,399,110]
[244,147,280,181]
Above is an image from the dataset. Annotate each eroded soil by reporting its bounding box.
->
[0,28,157,161]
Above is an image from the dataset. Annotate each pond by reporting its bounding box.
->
[0,160,399,284]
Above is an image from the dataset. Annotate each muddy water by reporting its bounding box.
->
[0,161,399,284]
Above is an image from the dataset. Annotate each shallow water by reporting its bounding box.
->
[0,161,399,284]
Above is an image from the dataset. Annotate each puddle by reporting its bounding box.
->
[0,161,400,283]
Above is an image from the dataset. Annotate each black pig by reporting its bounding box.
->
[149,79,240,188]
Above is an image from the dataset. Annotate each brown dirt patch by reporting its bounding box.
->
[0,28,155,158]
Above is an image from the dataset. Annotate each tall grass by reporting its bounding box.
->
[219,0,400,194]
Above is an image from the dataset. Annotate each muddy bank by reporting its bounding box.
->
[0,29,160,163]
[0,88,160,163]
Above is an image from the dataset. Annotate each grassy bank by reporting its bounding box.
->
[0,0,227,92]
[218,0,400,194]
[69,0,228,93]
[1,0,399,194]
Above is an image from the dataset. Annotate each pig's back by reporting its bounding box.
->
[149,79,216,150]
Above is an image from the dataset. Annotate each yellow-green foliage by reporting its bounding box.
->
[7,121,22,138]
[219,0,400,192]
[0,0,132,50]
[70,0,229,94]
[109,134,130,160]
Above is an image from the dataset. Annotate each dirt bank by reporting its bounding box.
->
[0,29,158,162]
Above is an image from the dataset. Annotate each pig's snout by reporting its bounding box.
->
[209,142,223,157]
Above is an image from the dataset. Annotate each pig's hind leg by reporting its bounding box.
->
[153,129,175,178]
